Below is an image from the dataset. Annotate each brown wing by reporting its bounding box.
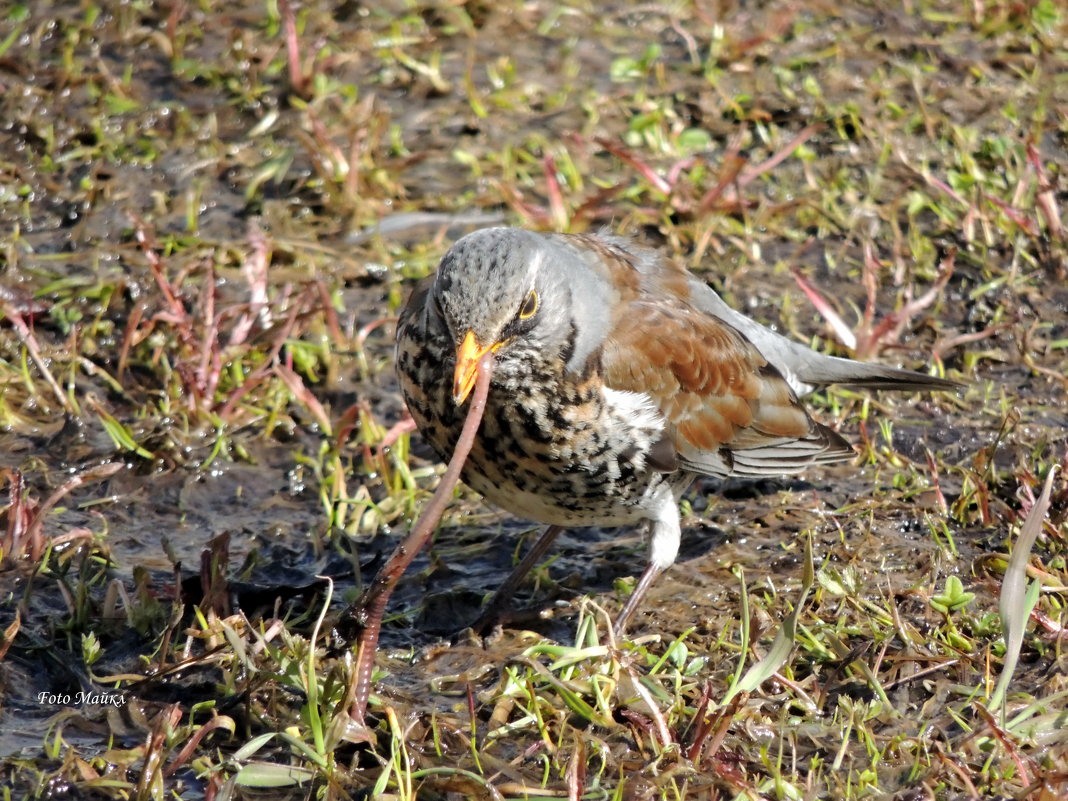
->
[601,299,853,478]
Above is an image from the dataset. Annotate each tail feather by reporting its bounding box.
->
[690,279,962,396]
[789,355,961,393]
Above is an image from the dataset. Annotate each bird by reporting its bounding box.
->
[395,227,958,632]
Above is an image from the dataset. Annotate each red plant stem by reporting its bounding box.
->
[350,353,494,722]
[24,462,123,561]
[278,0,305,97]
[0,301,71,412]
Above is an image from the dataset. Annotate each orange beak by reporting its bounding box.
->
[453,330,504,404]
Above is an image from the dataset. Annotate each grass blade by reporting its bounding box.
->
[990,466,1058,712]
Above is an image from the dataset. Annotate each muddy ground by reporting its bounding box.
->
[1,1,1066,799]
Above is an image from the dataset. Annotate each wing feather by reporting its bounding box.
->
[600,299,853,478]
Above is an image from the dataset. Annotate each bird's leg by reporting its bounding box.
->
[613,562,664,633]
[612,485,680,633]
[469,524,565,634]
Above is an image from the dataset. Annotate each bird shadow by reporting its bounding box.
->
[414,475,821,638]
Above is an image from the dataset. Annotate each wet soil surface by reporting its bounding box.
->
[1,0,1066,798]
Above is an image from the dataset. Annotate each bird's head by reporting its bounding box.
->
[430,228,607,404]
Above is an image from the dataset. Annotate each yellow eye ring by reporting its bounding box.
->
[518,289,539,320]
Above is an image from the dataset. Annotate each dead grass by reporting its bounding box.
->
[0,0,1066,799]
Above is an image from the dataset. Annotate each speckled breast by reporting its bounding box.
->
[395,324,667,528]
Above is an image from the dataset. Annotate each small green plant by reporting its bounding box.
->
[929,575,975,616]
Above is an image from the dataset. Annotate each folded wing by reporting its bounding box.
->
[600,299,854,478]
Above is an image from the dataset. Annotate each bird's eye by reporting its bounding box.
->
[518,289,539,320]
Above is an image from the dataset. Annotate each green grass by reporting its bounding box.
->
[0,0,1066,798]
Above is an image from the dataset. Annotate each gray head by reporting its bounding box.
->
[430,228,610,402]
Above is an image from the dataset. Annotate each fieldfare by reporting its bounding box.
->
[395,228,957,631]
